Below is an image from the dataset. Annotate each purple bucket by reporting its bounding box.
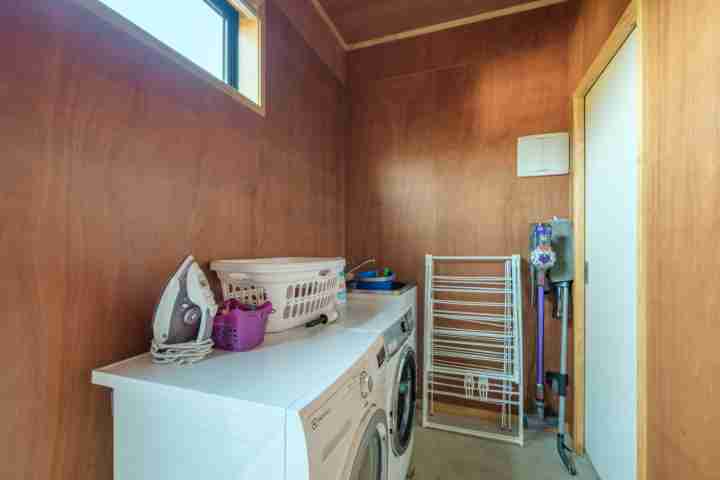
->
[212,300,273,352]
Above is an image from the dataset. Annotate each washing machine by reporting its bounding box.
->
[383,307,417,480]
[93,324,390,480]
[338,288,418,480]
[287,334,389,480]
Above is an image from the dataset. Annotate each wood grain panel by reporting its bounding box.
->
[319,0,551,44]
[273,0,347,84]
[0,1,346,479]
[347,4,571,417]
[567,0,631,92]
[642,1,720,479]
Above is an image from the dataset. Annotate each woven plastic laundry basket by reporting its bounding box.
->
[211,257,345,333]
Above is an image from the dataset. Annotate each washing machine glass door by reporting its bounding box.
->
[392,347,417,456]
[348,410,388,480]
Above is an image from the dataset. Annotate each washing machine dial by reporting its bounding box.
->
[360,371,373,398]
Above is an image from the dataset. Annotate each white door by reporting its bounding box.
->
[585,28,639,480]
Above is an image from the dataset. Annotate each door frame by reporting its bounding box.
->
[571,2,647,480]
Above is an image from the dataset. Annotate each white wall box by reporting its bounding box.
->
[517,132,570,177]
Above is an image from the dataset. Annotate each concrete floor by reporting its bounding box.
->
[409,427,599,480]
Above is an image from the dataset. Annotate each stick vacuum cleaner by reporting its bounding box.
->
[529,223,556,423]
[528,219,577,476]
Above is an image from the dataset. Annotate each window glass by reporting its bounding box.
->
[98,0,226,82]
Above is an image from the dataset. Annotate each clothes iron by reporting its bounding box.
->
[150,255,218,365]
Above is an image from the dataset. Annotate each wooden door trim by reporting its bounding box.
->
[571,3,646,480]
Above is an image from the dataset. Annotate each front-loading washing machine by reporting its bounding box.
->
[287,334,390,480]
[93,323,390,480]
[388,308,417,479]
[380,306,417,480]
[338,288,418,480]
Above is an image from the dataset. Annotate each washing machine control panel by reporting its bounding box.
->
[304,337,385,433]
[400,308,415,334]
[376,346,386,368]
[360,371,373,398]
[301,337,386,480]
[384,307,415,359]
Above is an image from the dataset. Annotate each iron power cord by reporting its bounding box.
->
[150,338,214,365]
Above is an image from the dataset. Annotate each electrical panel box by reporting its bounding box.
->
[517,132,570,177]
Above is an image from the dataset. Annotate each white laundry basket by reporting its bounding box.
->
[211,257,345,333]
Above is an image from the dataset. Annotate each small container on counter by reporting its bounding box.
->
[212,299,273,352]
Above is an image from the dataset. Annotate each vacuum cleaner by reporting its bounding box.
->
[527,219,577,476]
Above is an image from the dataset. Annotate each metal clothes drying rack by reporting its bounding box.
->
[422,255,524,446]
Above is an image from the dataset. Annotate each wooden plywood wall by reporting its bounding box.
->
[0,1,346,479]
[273,0,347,84]
[347,4,572,414]
[643,1,720,479]
[568,0,632,93]
[318,0,551,45]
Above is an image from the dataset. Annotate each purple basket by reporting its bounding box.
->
[212,300,273,352]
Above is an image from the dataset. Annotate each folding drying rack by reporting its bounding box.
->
[422,255,524,446]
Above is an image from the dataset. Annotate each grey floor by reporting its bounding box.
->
[409,427,599,480]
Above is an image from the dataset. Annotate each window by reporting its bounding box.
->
[94,0,263,111]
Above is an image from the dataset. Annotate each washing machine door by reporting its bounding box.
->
[391,346,417,456]
[346,409,388,480]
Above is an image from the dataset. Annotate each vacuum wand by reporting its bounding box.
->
[554,282,577,475]
[536,283,545,418]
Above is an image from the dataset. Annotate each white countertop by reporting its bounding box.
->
[339,291,414,332]
[92,293,413,410]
